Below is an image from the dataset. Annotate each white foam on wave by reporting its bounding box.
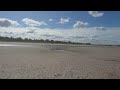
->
[0,44,22,46]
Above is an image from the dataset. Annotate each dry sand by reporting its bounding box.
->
[0,42,120,79]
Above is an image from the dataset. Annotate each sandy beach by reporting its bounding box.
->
[0,42,120,79]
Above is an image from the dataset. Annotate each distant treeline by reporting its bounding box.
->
[0,36,92,45]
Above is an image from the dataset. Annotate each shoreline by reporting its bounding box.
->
[0,41,120,47]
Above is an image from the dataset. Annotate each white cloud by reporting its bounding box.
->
[94,27,106,30]
[73,21,88,28]
[22,18,47,27]
[26,27,40,30]
[59,18,70,24]
[49,19,53,21]
[88,11,104,17]
[0,27,120,45]
[0,18,19,27]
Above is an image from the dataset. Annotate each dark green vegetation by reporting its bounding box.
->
[0,36,92,45]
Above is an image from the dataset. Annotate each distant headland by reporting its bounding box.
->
[0,36,92,45]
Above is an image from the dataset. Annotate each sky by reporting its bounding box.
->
[0,11,120,45]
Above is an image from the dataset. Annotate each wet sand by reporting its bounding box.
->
[0,42,120,79]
